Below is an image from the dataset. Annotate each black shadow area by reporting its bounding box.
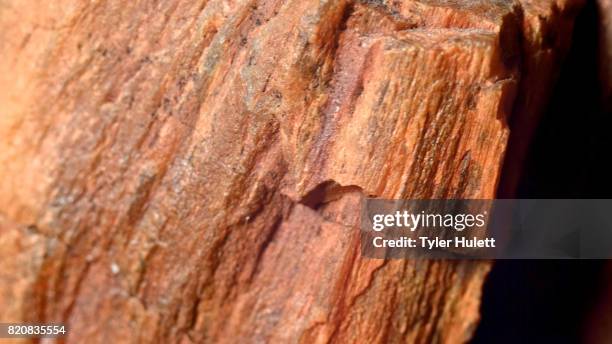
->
[472,1,611,343]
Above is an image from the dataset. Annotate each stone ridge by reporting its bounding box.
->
[0,0,585,343]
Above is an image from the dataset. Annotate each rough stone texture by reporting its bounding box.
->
[0,0,583,343]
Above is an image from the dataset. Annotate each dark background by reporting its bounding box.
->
[472,1,612,343]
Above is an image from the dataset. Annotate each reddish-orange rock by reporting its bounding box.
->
[0,1,583,343]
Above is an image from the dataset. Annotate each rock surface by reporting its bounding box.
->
[0,0,583,343]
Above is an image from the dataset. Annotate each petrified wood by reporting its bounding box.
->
[0,0,584,342]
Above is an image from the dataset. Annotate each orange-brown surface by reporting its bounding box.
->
[0,0,583,343]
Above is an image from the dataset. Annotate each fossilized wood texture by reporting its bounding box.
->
[0,1,582,343]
